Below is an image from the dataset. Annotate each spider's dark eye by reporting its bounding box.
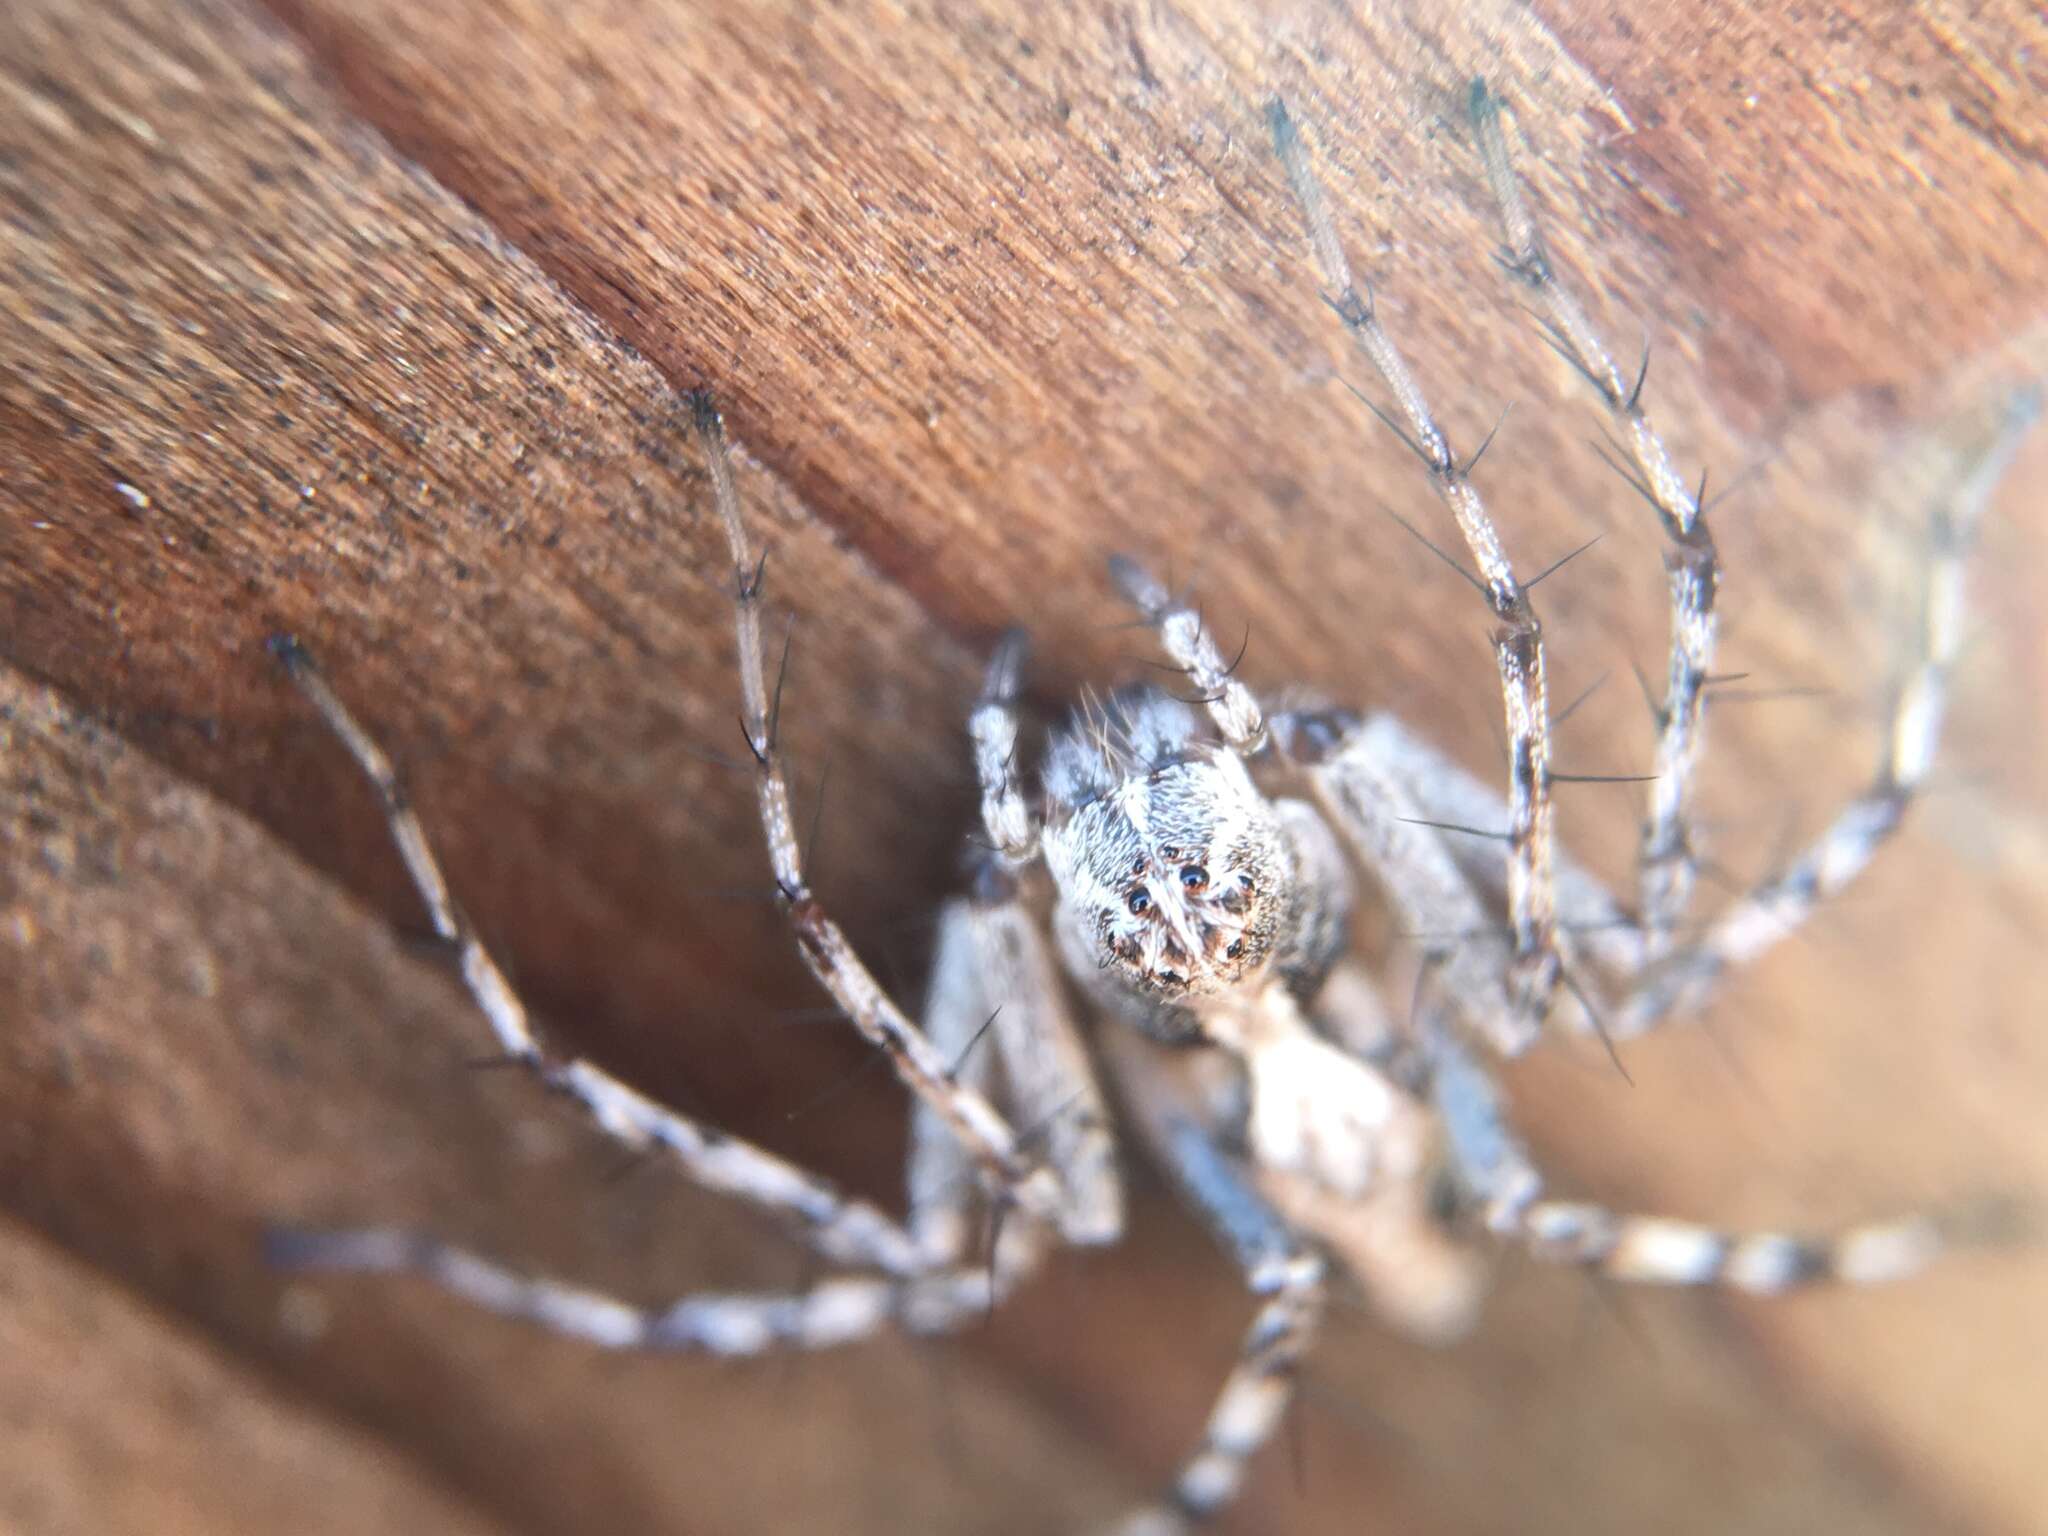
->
[1225,938,1245,959]
[1179,865,1208,892]
[1126,888,1151,915]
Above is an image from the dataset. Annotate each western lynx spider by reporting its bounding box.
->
[267,83,2036,1532]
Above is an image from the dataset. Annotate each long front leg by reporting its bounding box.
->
[1368,391,2038,1039]
[1272,100,1564,1037]
[1469,79,1721,953]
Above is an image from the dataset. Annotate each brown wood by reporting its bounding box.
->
[3,1,2045,1533]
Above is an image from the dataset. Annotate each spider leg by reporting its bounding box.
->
[690,393,1060,1223]
[904,886,1004,1268]
[910,868,1122,1260]
[265,1223,1044,1351]
[1102,1031,1325,1536]
[1106,554,1268,754]
[1272,99,1563,1033]
[1422,1012,1542,1235]
[269,638,928,1277]
[1300,709,1649,1016]
[1397,973,1967,1295]
[1611,389,2039,1033]
[969,628,1042,861]
[1282,707,1535,1055]
[270,644,1057,1341]
[1469,79,1719,953]
[1510,1200,1946,1293]
[1414,1024,1962,1293]
[1396,988,1958,1296]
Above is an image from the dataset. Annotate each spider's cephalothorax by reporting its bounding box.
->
[265,82,2033,1536]
[1039,686,1342,1041]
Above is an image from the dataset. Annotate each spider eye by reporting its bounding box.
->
[1179,864,1208,892]
[1225,938,1245,959]
[1126,888,1152,915]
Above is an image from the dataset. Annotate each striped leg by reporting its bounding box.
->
[1116,1128,1325,1534]
[1512,1201,1944,1293]
[1108,556,1268,755]
[1104,1033,1326,1534]
[1470,79,1720,954]
[1282,707,1645,1053]
[1416,1010,1955,1295]
[1335,340,2033,1051]
[266,1222,1045,1352]
[968,630,1041,862]
[271,638,928,1278]
[1613,388,2041,1035]
[691,394,1060,1224]
[1393,979,1956,1296]
[1271,99,1563,1035]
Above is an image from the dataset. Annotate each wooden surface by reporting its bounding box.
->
[4,2,2046,1533]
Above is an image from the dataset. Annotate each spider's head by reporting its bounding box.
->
[1043,749,1291,1000]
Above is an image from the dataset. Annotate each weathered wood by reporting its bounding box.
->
[1,1213,509,1536]
[3,0,2045,1532]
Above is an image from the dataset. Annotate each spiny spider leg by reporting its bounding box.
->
[691,393,1062,1223]
[1108,555,1269,754]
[269,567,1056,1359]
[269,637,929,1277]
[266,1223,1043,1353]
[1613,388,2042,1034]
[1332,387,2038,1040]
[1105,1031,1327,1536]
[1469,79,1720,953]
[1270,98,1562,1047]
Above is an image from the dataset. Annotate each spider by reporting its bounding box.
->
[265,83,2037,1534]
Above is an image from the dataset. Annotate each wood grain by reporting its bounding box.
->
[3,1,2045,1533]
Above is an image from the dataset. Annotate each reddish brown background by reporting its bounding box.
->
[3,2,2045,1533]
